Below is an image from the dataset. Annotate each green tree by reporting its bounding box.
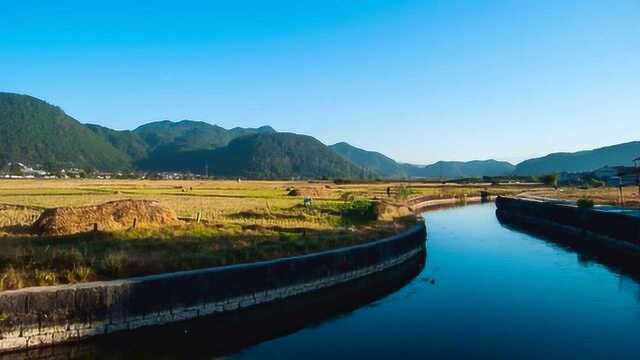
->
[541,174,559,187]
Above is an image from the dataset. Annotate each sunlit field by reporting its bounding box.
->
[0,179,537,290]
[0,179,535,231]
[533,185,640,208]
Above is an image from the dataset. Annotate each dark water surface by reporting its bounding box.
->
[233,203,640,359]
[17,203,640,359]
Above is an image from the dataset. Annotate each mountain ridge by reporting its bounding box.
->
[329,142,406,178]
[2,92,638,179]
[0,92,133,171]
[513,141,640,176]
[402,159,515,179]
[139,132,363,178]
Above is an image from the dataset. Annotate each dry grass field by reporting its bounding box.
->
[527,186,640,208]
[0,179,536,233]
[0,179,537,290]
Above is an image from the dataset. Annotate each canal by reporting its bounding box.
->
[234,203,640,359]
[18,203,640,359]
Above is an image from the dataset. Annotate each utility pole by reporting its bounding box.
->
[619,177,624,206]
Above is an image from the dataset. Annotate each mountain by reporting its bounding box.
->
[19,91,637,180]
[0,93,132,170]
[403,160,515,179]
[329,142,407,178]
[514,141,640,176]
[328,142,516,179]
[138,132,363,178]
[133,120,276,152]
[85,124,149,161]
[0,92,358,178]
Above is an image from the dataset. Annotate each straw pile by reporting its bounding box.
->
[32,199,178,235]
[286,187,332,198]
[374,201,414,221]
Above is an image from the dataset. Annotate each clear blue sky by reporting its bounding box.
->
[2,0,638,164]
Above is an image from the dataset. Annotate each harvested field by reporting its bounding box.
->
[531,186,640,208]
[0,179,537,290]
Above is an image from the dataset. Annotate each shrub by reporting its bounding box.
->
[577,198,594,209]
[101,252,128,277]
[73,266,95,282]
[341,200,376,222]
[0,267,25,291]
[541,174,559,187]
[35,270,58,286]
[53,248,85,269]
[395,185,416,201]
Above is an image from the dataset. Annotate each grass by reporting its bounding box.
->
[0,220,413,291]
[0,179,535,290]
[528,186,640,208]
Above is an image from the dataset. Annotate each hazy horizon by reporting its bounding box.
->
[2,1,638,164]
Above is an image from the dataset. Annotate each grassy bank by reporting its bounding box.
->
[0,220,414,290]
[526,186,640,208]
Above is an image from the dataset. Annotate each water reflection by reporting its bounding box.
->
[9,247,425,360]
[495,209,640,288]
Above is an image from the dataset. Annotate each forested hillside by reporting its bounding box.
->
[0,93,132,170]
[329,142,406,178]
[513,142,640,176]
[138,132,364,178]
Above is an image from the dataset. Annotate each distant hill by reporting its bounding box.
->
[403,160,515,179]
[139,132,363,178]
[85,124,149,161]
[514,141,640,176]
[133,120,275,152]
[0,93,362,177]
[329,142,406,178]
[10,92,636,180]
[0,93,132,170]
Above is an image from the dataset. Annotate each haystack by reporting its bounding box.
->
[287,187,331,198]
[32,200,178,235]
[374,201,415,221]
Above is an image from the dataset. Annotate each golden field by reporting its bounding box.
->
[529,186,640,208]
[0,179,538,290]
[0,179,537,233]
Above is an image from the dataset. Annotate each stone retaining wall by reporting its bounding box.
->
[0,222,426,354]
[496,196,640,250]
[411,195,492,211]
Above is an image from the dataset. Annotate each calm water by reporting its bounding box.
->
[234,203,640,359]
[26,203,640,359]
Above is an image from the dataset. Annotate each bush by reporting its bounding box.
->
[341,200,376,222]
[395,185,416,201]
[541,174,559,187]
[577,198,594,209]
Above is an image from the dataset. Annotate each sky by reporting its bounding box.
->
[1,0,639,165]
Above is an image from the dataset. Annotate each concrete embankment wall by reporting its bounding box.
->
[496,196,640,250]
[411,195,493,211]
[0,222,426,354]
